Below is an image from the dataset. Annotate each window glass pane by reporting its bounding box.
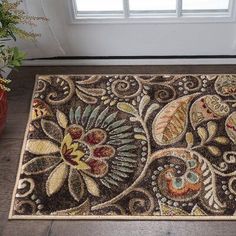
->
[182,0,229,10]
[129,0,176,11]
[75,0,123,12]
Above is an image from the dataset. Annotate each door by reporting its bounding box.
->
[19,0,236,58]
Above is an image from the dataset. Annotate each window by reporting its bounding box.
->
[129,0,176,12]
[182,0,229,11]
[75,0,123,12]
[72,0,234,22]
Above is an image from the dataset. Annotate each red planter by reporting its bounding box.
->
[0,89,8,135]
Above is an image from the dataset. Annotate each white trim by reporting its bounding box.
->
[176,0,182,17]
[68,0,78,22]
[123,0,130,18]
[228,0,236,20]
[23,58,236,66]
[69,16,236,24]
[70,0,236,24]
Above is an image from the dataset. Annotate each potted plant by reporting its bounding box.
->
[0,0,47,134]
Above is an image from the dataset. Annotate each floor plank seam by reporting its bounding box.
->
[46,221,54,236]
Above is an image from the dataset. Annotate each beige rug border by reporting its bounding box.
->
[9,73,236,220]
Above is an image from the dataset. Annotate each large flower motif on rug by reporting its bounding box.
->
[10,74,236,219]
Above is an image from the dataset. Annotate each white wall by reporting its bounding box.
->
[17,0,236,58]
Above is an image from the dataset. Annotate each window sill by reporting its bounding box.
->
[71,15,235,24]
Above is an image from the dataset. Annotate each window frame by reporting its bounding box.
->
[69,0,236,24]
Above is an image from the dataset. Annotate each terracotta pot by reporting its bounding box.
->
[0,89,8,135]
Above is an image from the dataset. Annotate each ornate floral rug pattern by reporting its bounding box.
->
[9,74,236,219]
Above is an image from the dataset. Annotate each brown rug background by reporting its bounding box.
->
[9,74,236,219]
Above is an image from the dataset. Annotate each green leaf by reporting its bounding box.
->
[185,132,194,148]
[117,102,138,116]
[207,146,221,157]
[197,127,208,144]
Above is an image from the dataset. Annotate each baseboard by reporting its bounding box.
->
[22,58,236,66]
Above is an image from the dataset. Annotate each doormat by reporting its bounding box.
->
[9,74,236,220]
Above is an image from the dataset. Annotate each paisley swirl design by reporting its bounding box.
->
[11,74,236,218]
[111,76,142,98]
[127,188,155,215]
[101,75,147,106]
[154,84,176,103]
[14,200,37,215]
[31,99,53,121]
[228,177,236,195]
[16,178,35,198]
[215,75,236,96]
[178,75,204,93]
[225,112,236,143]
[45,75,75,105]
[190,95,230,129]
[34,78,47,99]
[150,148,225,213]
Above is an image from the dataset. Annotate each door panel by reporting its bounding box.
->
[18,0,236,58]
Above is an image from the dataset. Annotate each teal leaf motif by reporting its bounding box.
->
[86,105,101,130]
[95,107,109,127]
[82,105,92,126]
[75,106,82,124]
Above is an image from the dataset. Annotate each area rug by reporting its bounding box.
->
[9,74,236,220]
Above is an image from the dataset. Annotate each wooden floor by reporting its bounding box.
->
[1,65,236,236]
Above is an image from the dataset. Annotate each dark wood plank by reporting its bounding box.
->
[1,65,236,236]
[48,221,236,236]
[0,70,52,236]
